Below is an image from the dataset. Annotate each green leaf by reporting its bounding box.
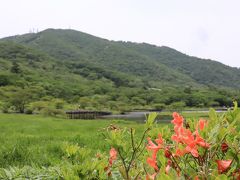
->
[157,173,172,180]
[209,108,218,125]
[158,154,166,167]
[233,101,238,112]
[146,112,158,128]
[230,151,239,167]
[215,174,228,180]
[118,166,128,179]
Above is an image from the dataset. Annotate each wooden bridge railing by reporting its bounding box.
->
[66,110,111,119]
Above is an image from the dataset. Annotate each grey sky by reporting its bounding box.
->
[0,0,239,67]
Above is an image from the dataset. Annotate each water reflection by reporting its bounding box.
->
[101,109,227,123]
[102,111,171,123]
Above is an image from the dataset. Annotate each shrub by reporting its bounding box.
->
[41,107,65,117]
[0,103,239,179]
[24,108,33,114]
[208,100,220,107]
[30,101,49,112]
[53,99,65,109]
[1,103,10,113]
[167,101,186,111]
[153,103,166,111]
[103,103,240,179]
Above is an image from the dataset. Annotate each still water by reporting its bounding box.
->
[102,111,171,123]
[101,109,227,122]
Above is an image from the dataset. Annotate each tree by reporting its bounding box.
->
[167,101,186,111]
[8,89,35,113]
[0,74,11,86]
[53,98,65,109]
[1,86,43,113]
[153,103,166,110]
[79,97,91,109]
[10,61,21,74]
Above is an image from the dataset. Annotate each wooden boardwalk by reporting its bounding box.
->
[66,110,111,119]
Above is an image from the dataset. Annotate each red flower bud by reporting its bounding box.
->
[164,149,172,158]
[221,142,229,153]
[232,169,240,179]
[216,160,232,174]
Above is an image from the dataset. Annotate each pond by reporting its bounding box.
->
[101,109,227,122]
[101,111,172,123]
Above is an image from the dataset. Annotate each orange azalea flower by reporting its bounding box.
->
[172,126,190,143]
[185,142,199,157]
[147,134,164,150]
[171,112,210,157]
[216,160,232,173]
[171,112,184,127]
[147,134,164,160]
[172,115,193,144]
[155,134,164,146]
[180,128,194,144]
[184,130,209,157]
[195,130,210,148]
[198,119,207,131]
[109,147,117,166]
[105,148,118,176]
[147,157,159,170]
[147,137,162,151]
[171,134,180,142]
[146,134,164,173]
[174,148,186,157]
[110,147,117,160]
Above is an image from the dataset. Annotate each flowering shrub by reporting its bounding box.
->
[105,103,240,179]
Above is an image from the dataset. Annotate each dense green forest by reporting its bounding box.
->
[0,29,240,114]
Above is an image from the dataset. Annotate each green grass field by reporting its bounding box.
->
[0,114,147,168]
[0,111,211,168]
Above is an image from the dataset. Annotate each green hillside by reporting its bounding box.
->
[121,42,240,88]
[4,28,240,88]
[0,29,240,113]
[3,29,199,87]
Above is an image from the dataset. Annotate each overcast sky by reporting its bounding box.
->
[0,0,239,67]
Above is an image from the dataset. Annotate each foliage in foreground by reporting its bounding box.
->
[105,103,240,179]
[0,104,239,179]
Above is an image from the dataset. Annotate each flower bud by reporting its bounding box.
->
[164,149,172,158]
[216,160,232,174]
[185,122,190,129]
[221,142,229,153]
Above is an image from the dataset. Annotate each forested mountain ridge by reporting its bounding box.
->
[0,29,240,113]
[121,42,240,88]
[2,28,240,89]
[1,29,198,87]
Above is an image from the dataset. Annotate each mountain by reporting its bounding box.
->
[121,42,240,88]
[0,29,239,112]
[3,29,240,89]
